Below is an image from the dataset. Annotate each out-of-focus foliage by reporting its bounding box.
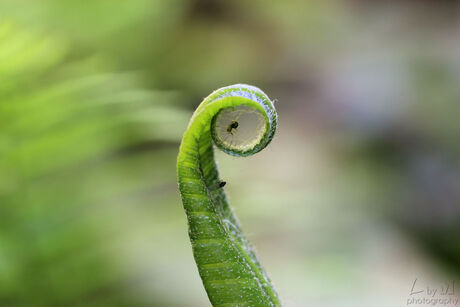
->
[0,14,190,307]
[1,0,459,306]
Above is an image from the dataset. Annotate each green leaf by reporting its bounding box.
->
[177,84,281,306]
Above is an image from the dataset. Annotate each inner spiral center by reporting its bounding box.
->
[212,105,266,152]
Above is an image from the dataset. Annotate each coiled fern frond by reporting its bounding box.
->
[177,84,281,307]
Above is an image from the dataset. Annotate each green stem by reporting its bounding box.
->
[177,84,281,306]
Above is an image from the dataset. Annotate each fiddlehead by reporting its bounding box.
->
[177,84,281,306]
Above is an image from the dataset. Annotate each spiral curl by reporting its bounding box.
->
[177,84,280,306]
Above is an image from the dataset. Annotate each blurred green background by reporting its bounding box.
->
[1,1,459,306]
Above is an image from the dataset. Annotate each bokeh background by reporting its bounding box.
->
[1,1,459,306]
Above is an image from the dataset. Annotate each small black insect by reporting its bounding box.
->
[227,121,239,135]
[209,181,226,191]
